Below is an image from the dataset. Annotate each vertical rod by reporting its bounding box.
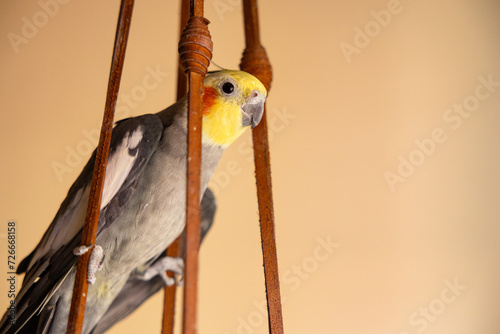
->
[178,0,212,332]
[182,70,204,334]
[66,0,135,333]
[161,0,190,332]
[240,0,284,333]
[252,103,284,334]
[191,0,204,17]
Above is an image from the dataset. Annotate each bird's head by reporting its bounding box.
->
[201,70,267,147]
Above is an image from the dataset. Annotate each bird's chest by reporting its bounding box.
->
[100,155,186,269]
[97,142,222,276]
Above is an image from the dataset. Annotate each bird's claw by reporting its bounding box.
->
[136,257,184,287]
[73,244,93,255]
[73,244,104,285]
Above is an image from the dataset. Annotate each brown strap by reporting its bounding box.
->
[178,1,213,333]
[66,1,135,333]
[240,1,284,333]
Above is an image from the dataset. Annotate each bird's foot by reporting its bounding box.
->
[73,244,93,255]
[136,257,184,287]
[73,244,104,285]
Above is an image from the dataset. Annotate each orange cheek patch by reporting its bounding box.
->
[203,87,218,115]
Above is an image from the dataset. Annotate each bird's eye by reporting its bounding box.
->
[222,82,234,94]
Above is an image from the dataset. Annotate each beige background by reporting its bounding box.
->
[1,0,500,333]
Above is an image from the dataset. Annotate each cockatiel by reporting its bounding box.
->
[0,70,266,334]
[90,188,217,334]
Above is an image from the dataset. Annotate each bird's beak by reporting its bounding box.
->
[241,90,266,129]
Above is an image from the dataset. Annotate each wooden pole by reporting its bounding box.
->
[178,1,213,332]
[66,0,135,333]
[240,0,284,333]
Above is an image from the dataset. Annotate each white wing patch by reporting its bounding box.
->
[100,128,143,209]
[26,128,143,271]
[28,185,90,270]
[50,186,90,250]
[127,129,143,149]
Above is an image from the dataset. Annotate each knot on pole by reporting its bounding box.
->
[178,16,213,75]
[240,45,272,92]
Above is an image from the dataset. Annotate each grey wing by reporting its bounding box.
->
[90,188,217,334]
[0,114,164,334]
